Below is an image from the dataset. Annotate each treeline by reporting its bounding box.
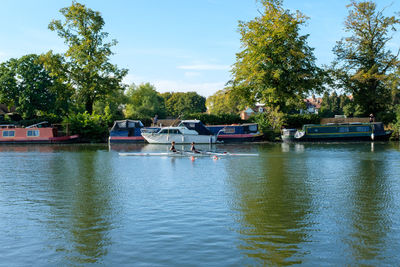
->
[207,0,400,136]
[2,0,400,141]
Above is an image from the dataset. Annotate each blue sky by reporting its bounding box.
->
[1,0,400,97]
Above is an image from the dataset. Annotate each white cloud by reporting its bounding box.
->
[153,80,225,97]
[184,71,201,77]
[177,64,230,71]
[122,74,226,96]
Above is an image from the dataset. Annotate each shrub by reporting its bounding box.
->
[284,114,320,129]
[0,114,62,127]
[64,112,110,142]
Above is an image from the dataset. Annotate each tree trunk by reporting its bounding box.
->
[85,98,93,114]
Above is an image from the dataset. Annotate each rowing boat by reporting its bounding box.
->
[118,151,259,157]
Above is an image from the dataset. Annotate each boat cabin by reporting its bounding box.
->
[206,123,262,142]
[285,122,391,142]
[178,120,213,135]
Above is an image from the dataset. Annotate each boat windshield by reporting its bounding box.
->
[158,129,182,134]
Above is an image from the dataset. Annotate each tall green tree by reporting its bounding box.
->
[231,0,325,112]
[162,92,206,117]
[331,0,400,116]
[124,83,165,119]
[0,54,71,119]
[41,1,127,114]
[205,87,245,114]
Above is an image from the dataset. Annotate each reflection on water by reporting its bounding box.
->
[68,152,113,263]
[1,143,400,265]
[228,144,312,265]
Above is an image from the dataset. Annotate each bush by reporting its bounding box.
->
[64,112,110,142]
[376,111,396,125]
[284,114,320,129]
[389,105,400,140]
[0,114,62,127]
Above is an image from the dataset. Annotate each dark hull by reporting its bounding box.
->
[108,136,145,143]
[0,135,80,144]
[216,134,264,143]
[297,132,392,142]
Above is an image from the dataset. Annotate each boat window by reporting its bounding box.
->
[355,126,370,132]
[223,127,235,134]
[117,122,126,128]
[248,124,258,132]
[159,129,181,134]
[3,130,15,137]
[27,130,40,137]
[128,122,136,128]
[338,127,349,133]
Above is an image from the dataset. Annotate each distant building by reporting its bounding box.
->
[301,96,322,114]
[240,107,255,120]
[239,103,266,120]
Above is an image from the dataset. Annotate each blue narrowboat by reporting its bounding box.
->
[282,122,392,142]
[108,120,159,143]
[206,123,263,143]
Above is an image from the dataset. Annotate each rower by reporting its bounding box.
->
[190,142,200,153]
[170,141,177,153]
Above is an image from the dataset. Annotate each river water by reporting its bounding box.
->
[0,142,400,266]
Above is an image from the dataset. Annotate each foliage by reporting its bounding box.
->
[161,92,206,117]
[231,0,325,112]
[319,91,356,117]
[64,112,110,142]
[41,1,128,114]
[331,0,400,116]
[0,54,71,119]
[206,87,245,114]
[93,87,127,124]
[124,83,166,119]
[390,105,400,140]
[283,113,320,129]
[0,114,62,127]
[182,113,243,125]
[249,106,285,132]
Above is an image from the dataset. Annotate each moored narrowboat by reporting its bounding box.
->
[108,120,159,143]
[207,123,263,143]
[0,122,79,144]
[282,122,392,142]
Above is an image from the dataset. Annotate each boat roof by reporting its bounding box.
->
[26,121,49,128]
[207,123,258,127]
[304,122,383,126]
[181,120,202,123]
[111,120,143,130]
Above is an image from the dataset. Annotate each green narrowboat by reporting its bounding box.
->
[282,122,392,142]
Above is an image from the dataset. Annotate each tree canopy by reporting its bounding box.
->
[231,0,325,112]
[331,0,400,116]
[161,92,206,117]
[124,83,166,119]
[41,1,127,114]
[0,54,71,119]
[206,87,245,115]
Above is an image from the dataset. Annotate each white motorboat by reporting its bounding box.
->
[141,120,216,144]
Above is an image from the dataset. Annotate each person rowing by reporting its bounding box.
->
[190,142,200,153]
[170,141,177,153]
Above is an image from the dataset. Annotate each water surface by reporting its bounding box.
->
[0,142,399,266]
